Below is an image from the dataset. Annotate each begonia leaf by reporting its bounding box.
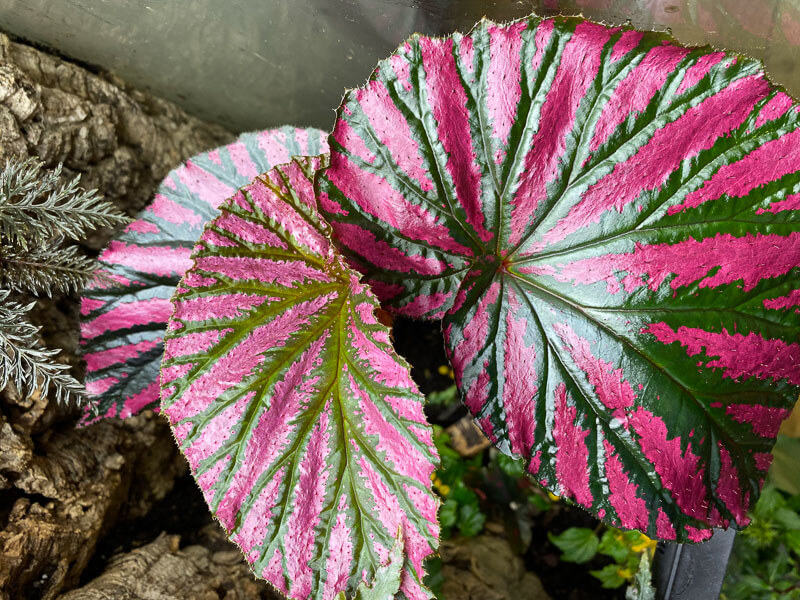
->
[336,530,404,600]
[80,127,327,423]
[160,158,439,599]
[317,15,800,542]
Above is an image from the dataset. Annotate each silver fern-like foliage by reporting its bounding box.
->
[0,290,86,406]
[0,159,128,250]
[0,159,130,295]
[0,158,129,408]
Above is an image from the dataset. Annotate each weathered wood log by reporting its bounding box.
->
[0,30,234,600]
[56,528,283,600]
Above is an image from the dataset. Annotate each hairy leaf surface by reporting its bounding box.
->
[161,158,438,599]
[318,16,800,541]
[80,127,327,423]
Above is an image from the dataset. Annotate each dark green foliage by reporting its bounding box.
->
[550,525,657,591]
[0,159,129,407]
[548,528,600,564]
[722,485,800,600]
[426,384,458,408]
[432,426,487,538]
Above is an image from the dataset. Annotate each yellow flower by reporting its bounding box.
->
[617,567,633,580]
[430,475,450,496]
[547,492,560,502]
[437,365,454,379]
[631,533,657,554]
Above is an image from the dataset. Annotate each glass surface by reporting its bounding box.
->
[0,0,796,132]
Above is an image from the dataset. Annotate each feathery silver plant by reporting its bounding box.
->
[0,290,87,405]
[0,159,129,295]
[0,158,129,408]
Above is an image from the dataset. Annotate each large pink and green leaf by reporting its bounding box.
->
[317,16,800,542]
[161,158,439,599]
[80,127,327,423]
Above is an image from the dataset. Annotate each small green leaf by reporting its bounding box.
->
[443,484,486,537]
[440,498,458,529]
[495,453,526,479]
[775,507,800,531]
[427,385,457,408]
[598,529,644,563]
[769,436,800,496]
[591,564,628,589]
[457,503,486,537]
[529,494,552,512]
[422,556,444,599]
[786,530,800,555]
[549,527,600,564]
[755,487,786,517]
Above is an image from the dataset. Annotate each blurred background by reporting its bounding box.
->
[0,0,798,133]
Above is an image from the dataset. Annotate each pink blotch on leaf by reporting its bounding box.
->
[182,392,254,471]
[418,35,492,244]
[101,241,193,278]
[603,439,650,530]
[553,322,636,422]
[148,193,204,227]
[486,22,526,147]
[356,79,434,191]
[448,282,500,385]
[726,404,791,438]
[86,375,119,395]
[756,193,800,215]
[656,508,677,540]
[80,298,105,316]
[716,444,750,525]
[119,380,160,419]
[81,297,173,339]
[628,406,712,523]
[556,232,800,295]
[510,22,610,246]
[285,409,333,599]
[321,495,355,600]
[685,526,713,542]
[645,322,800,386]
[125,219,160,235]
[553,383,593,507]
[502,287,538,456]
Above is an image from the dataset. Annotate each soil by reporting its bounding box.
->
[0,32,623,600]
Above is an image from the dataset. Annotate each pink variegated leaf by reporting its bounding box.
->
[79,127,327,424]
[318,15,800,542]
[161,158,439,600]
